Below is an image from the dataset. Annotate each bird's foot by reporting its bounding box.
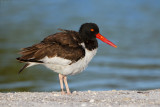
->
[61,91,66,95]
[61,91,71,95]
[67,91,71,95]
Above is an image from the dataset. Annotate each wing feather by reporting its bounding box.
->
[17,30,85,63]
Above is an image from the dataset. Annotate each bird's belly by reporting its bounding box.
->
[44,48,97,75]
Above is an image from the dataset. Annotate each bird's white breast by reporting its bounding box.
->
[65,48,97,75]
[40,43,97,75]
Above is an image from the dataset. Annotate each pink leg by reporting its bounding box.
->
[59,74,65,95]
[63,76,71,95]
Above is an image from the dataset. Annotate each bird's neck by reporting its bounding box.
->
[79,32,98,51]
[84,39,98,51]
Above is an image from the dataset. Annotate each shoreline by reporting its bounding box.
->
[0,89,160,107]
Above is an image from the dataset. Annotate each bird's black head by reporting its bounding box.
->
[79,23,99,41]
[79,22,117,48]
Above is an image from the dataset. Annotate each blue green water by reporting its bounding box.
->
[0,0,160,92]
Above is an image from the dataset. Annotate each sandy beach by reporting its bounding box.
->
[0,89,160,107]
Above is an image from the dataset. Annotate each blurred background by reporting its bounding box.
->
[0,0,160,92]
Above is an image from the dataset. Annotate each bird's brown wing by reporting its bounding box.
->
[42,30,82,47]
[17,30,85,63]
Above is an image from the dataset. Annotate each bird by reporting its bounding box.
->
[16,23,117,95]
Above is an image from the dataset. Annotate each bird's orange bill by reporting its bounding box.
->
[96,33,117,48]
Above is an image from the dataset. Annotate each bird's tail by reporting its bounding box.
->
[16,57,43,74]
[18,63,30,74]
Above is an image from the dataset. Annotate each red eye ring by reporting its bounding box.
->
[90,29,94,32]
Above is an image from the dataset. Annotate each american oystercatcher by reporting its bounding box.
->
[17,23,117,95]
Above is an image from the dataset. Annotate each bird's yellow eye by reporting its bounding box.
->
[90,29,94,32]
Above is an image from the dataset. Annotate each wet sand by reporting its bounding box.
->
[0,89,160,107]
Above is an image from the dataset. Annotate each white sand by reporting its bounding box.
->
[0,89,160,107]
